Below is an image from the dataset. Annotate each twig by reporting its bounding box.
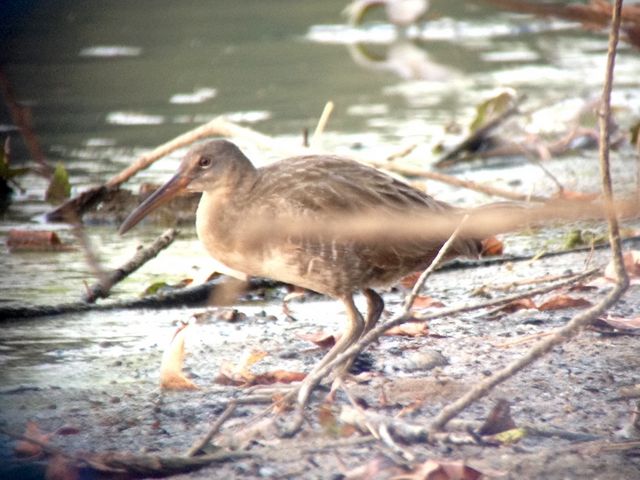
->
[339,407,602,446]
[186,401,238,457]
[494,331,554,348]
[0,69,52,177]
[369,161,549,202]
[340,382,416,462]
[0,425,251,477]
[46,116,300,221]
[311,101,334,147]
[434,96,524,168]
[428,0,629,432]
[481,270,586,292]
[635,129,640,205]
[298,265,599,408]
[402,214,469,312]
[70,216,108,289]
[598,0,628,287]
[82,228,177,303]
[0,427,71,459]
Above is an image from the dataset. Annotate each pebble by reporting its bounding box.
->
[404,349,449,372]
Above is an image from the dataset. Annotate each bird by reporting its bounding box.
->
[119,140,480,405]
[345,0,429,27]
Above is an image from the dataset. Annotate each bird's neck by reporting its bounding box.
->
[195,171,257,260]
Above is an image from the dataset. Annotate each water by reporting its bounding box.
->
[0,1,639,388]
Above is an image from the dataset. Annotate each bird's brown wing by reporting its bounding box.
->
[248,155,479,272]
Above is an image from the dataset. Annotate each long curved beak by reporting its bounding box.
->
[119,173,191,234]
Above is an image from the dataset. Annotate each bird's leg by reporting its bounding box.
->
[362,288,384,337]
[296,294,364,407]
[277,295,365,437]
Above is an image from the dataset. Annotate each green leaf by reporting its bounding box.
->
[45,162,71,204]
[0,146,29,180]
[469,91,514,132]
[493,427,526,444]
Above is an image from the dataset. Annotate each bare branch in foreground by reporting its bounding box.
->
[82,228,178,303]
[402,214,470,312]
[429,0,629,431]
[298,266,600,415]
[186,401,238,457]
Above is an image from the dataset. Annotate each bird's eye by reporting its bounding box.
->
[198,156,212,168]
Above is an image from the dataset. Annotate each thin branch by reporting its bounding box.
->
[369,161,550,202]
[0,69,52,177]
[434,95,525,168]
[82,228,178,303]
[297,263,598,408]
[401,214,469,312]
[186,401,238,457]
[311,101,334,147]
[598,0,628,287]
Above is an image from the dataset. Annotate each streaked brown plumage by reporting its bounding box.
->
[120,140,480,401]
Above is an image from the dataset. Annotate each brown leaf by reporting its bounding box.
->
[297,331,338,349]
[46,454,79,480]
[7,229,67,252]
[14,421,50,458]
[605,250,640,279]
[478,399,516,435]
[497,297,537,313]
[395,459,484,480]
[412,295,445,309]
[597,315,640,330]
[555,189,599,201]
[345,456,404,479]
[252,369,306,385]
[55,426,81,436]
[214,349,268,386]
[538,294,592,311]
[159,323,198,391]
[385,322,429,337]
[481,235,504,256]
[568,282,598,292]
[399,271,422,289]
[317,403,338,432]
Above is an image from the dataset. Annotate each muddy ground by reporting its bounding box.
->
[1,242,640,479]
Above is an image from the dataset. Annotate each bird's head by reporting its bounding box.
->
[118,140,253,234]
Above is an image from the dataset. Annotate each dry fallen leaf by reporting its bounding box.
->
[159,323,198,391]
[385,322,429,337]
[412,295,446,309]
[297,331,339,349]
[215,349,268,385]
[554,189,599,201]
[15,421,51,458]
[597,315,640,331]
[481,235,504,256]
[538,294,592,311]
[215,350,304,387]
[497,297,537,313]
[394,459,484,480]
[7,229,68,252]
[46,454,80,480]
[251,369,306,385]
[399,271,422,289]
[605,250,640,280]
[478,399,516,436]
